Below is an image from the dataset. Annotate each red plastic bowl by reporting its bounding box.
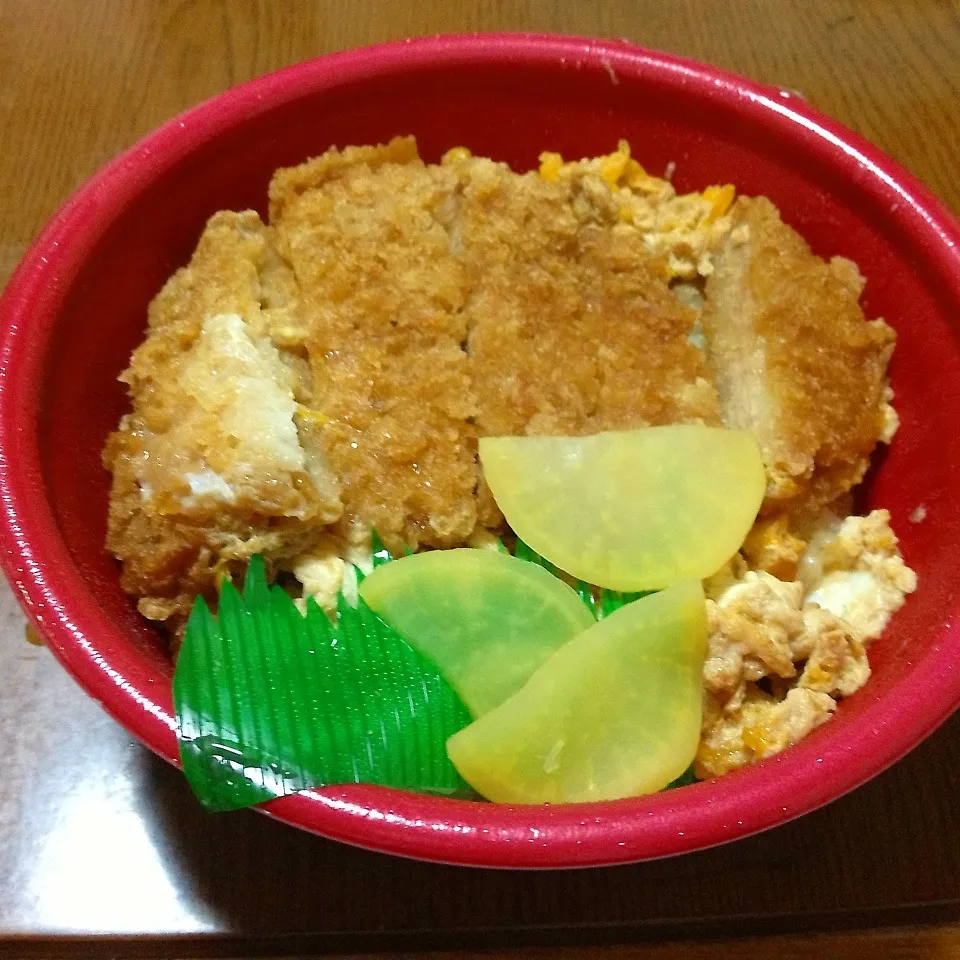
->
[2,34,960,869]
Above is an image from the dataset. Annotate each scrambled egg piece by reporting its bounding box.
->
[796,605,870,697]
[703,568,804,709]
[741,514,806,581]
[806,510,918,640]
[696,508,915,779]
[698,686,836,777]
[291,520,375,613]
[538,140,736,279]
[292,547,347,615]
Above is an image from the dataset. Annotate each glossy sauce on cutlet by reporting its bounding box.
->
[269,139,480,554]
[104,212,337,622]
[452,155,719,438]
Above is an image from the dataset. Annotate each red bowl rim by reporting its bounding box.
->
[2,33,960,869]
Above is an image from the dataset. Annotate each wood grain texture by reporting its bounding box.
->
[1,1,959,957]
[2,0,960,295]
[383,927,960,960]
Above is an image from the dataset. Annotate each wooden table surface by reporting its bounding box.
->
[2,1,960,957]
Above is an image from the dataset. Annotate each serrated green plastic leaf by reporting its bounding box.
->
[667,765,698,789]
[174,555,472,811]
[513,538,650,620]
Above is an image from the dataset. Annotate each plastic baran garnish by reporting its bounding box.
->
[480,426,765,591]
[358,549,595,716]
[173,554,471,811]
[513,538,650,619]
[447,580,708,803]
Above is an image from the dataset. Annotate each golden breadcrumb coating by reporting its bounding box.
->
[703,196,897,512]
[269,138,479,556]
[450,151,720,440]
[104,212,342,623]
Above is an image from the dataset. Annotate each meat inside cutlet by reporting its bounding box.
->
[449,154,720,438]
[702,196,896,513]
[104,211,342,623]
[268,139,480,555]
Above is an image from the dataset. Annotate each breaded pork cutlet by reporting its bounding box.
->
[447,152,720,438]
[105,138,725,623]
[702,196,897,514]
[268,138,480,556]
[268,138,719,548]
[103,211,342,623]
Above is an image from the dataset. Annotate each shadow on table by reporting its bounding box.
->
[136,711,960,950]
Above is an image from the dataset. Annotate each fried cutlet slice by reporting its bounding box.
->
[104,211,342,624]
[270,142,719,545]
[702,196,896,512]
[268,138,480,555]
[450,153,719,436]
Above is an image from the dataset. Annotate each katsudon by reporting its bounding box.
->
[103,137,915,781]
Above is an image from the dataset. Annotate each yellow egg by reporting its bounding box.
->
[479,425,765,591]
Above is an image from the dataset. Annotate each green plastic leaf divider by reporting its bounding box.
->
[174,551,472,812]
[371,529,392,568]
[512,538,651,620]
[667,765,698,789]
